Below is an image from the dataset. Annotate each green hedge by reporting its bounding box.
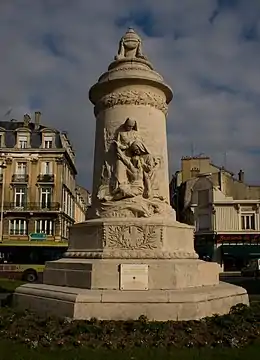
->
[0,302,260,351]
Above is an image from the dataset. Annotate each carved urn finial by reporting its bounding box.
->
[115,28,147,61]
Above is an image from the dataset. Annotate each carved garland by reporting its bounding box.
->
[94,90,168,116]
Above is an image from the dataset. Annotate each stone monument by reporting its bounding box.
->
[14,29,248,320]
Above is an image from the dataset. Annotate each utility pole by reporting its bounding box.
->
[0,161,7,242]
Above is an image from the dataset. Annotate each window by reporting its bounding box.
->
[40,187,52,208]
[9,219,27,235]
[14,187,26,207]
[18,136,28,149]
[0,132,6,148]
[35,220,54,235]
[41,161,52,174]
[241,214,255,230]
[43,136,53,149]
[16,162,27,174]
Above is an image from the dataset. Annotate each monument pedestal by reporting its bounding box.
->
[14,28,249,320]
[14,218,248,320]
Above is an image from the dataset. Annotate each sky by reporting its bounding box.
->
[0,0,260,189]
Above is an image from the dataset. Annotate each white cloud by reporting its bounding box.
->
[0,0,259,188]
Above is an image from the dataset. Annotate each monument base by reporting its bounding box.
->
[13,217,249,320]
[14,282,248,321]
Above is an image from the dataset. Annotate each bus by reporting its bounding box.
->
[0,242,68,282]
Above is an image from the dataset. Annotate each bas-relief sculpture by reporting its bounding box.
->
[96,118,174,219]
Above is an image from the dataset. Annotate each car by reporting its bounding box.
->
[241,258,260,278]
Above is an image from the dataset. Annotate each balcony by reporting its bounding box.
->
[37,174,54,183]
[12,174,29,183]
[3,202,60,211]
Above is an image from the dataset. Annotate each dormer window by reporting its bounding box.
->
[43,136,53,149]
[18,135,28,149]
[15,127,31,149]
[0,130,5,148]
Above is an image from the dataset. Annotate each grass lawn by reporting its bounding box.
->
[0,340,260,360]
[0,278,25,293]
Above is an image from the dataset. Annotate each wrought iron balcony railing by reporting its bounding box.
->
[3,202,60,211]
[37,174,54,182]
[12,174,29,182]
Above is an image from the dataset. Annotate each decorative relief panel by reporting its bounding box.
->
[104,225,162,250]
[94,90,168,116]
[95,118,173,219]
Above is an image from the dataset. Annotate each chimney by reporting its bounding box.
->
[238,170,244,182]
[34,111,41,130]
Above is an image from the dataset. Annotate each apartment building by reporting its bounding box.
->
[74,185,91,223]
[0,112,82,243]
[170,156,260,270]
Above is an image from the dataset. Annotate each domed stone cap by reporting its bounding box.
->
[89,28,173,105]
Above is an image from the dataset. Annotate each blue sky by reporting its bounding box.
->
[0,0,259,188]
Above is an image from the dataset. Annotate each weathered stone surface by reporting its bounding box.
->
[43,258,220,290]
[14,282,248,321]
[64,218,198,260]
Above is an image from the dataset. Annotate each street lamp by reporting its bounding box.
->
[0,161,7,242]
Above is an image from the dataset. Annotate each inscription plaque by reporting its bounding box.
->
[119,264,149,290]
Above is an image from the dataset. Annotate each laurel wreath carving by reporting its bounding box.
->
[106,225,158,250]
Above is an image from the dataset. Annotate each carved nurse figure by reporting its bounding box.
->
[113,118,139,187]
[114,118,139,149]
[113,140,156,201]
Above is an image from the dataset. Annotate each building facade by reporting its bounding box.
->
[170,156,260,270]
[74,185,91,223]
[0,112,83,244]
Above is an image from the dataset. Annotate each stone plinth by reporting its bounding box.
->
[14,28,249,320]
[14,282,247,321]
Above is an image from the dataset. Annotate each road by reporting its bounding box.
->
[220,272,260,301]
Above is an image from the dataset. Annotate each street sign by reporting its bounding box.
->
[29,233,47,241]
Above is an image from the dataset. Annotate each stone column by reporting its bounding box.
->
[64,29,199,261]
[89,29,173,214]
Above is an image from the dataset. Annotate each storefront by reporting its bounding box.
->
[194,234,215,260]
[195,233,260,270]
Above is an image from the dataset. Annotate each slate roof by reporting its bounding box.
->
[0,120,62,149]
